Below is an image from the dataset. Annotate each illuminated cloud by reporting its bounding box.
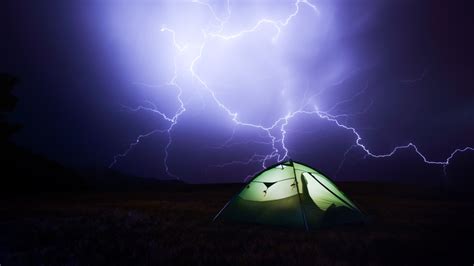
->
[102,0,473,181]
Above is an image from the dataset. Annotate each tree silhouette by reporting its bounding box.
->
[0,73,21,143]
[0,73,86,192]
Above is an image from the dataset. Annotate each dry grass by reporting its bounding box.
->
[0,183,472,265]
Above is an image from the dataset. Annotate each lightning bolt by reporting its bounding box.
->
[110,0,473,182]
[109,27,186,180]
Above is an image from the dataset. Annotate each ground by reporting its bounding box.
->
[0,182,472,266]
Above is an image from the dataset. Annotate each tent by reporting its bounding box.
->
[213,160,366,230]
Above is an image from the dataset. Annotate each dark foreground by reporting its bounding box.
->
[0,182,472,266]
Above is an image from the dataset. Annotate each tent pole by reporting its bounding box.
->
[291,161,309,231]
[212,161,292,222]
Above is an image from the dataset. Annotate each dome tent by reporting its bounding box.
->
[213,160,366,230]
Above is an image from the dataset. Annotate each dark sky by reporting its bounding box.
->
[1,0,473,183]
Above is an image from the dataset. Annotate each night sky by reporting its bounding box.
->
[1,0,473,183]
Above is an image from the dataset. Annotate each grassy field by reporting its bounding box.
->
[0,182,472,266]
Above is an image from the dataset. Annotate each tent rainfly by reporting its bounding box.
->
[213,160,366,230]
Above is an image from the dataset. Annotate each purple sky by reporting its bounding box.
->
[1,0,473,183]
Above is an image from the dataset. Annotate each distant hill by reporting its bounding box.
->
[0,73,180,195]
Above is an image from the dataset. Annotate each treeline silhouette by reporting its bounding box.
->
[0,73,173,195]
[0,73,88,194]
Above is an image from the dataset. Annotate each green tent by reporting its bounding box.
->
[214,160,366,230]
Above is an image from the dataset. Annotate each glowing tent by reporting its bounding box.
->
[214,160,366,230]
